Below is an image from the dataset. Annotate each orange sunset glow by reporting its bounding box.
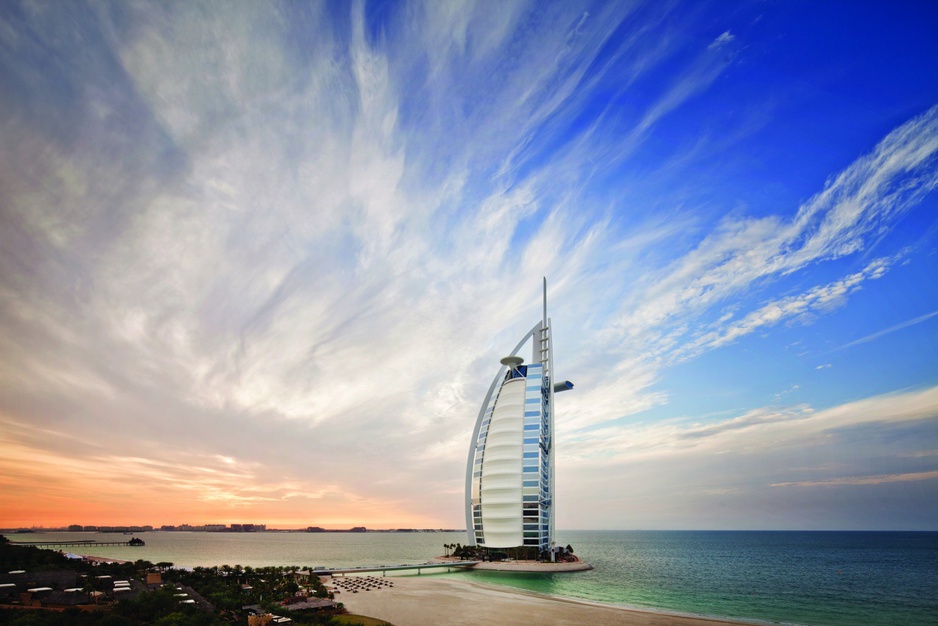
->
[0,415,444,530]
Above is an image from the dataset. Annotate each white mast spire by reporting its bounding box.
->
[543,276,547,326]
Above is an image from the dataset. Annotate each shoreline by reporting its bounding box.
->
[65,550,755,624]
[65,552,131,564]
[337,574,762,626]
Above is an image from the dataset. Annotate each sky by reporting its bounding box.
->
[0,1,936,532]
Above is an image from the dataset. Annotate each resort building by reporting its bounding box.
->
[465,280,573,555]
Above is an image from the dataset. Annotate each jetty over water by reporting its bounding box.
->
[311,561,479,577]
[11,539,145,548]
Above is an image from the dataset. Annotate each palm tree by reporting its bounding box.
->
[133,559,154,577]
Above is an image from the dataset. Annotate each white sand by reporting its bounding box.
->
[337,575,758,626]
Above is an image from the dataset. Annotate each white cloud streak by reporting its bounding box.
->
[772,471,938,488]
[832,309,938,352]
[681,256,894,357]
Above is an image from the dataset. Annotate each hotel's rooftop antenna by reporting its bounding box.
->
[543,276,548,327]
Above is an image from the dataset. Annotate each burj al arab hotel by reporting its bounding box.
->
[465,279,573,554]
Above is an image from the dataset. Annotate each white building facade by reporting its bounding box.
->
[465,281,572,554]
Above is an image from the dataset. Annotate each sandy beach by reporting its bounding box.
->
[337,575,758,626]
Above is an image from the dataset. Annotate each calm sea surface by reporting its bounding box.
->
[5,530,936,626]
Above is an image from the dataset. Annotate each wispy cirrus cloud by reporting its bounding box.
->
[630,30,737,140]
[611,105,938,345]
[680,255,894,357]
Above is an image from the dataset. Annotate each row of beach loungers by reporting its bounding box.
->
[330,575,394,594]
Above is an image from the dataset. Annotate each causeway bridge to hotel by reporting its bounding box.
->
[309,561,479,577]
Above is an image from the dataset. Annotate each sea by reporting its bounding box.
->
[4,530,936,626]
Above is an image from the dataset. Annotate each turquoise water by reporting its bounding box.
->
[5,530,936,625]
[460,531,938,626]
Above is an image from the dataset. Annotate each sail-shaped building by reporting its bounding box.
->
[465,280,573,555]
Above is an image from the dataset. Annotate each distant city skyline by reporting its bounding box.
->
[1,1,936,531]
[2,523,462,532]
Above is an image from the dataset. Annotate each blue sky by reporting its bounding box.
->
[0,1,936,530]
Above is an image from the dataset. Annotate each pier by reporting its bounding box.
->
[11,539,145,547]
